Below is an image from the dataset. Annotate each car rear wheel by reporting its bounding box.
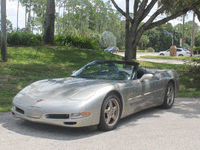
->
[178,54,183,56]
[160,53,164,56]
[161,82,175,109]
[98,94,121,131]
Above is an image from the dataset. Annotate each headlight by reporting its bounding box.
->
[12,105,16,110]
[71,112,91,119]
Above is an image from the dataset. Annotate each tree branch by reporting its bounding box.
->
[194,7,200,22]
[134,0,139,19]
[139,0,157,22]
[146,1,200,30]
[132,0,148,25]
[137,0,148,17]
[142,5,166,30]
[111,0,132,22]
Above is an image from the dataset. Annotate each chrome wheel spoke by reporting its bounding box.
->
[112,106,117,113]
[111,114,117,121]
[104,108,110,114]
[108,101,113,109]
[106,116,111,124]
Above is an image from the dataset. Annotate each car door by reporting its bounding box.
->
[139,74,163,108]
[177,48,182,56]
[119,79,143,115]
[165,49,170,56]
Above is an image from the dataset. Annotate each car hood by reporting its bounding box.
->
[15,77,113,103]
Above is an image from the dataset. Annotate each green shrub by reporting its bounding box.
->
[7,31,97,49]
[100,31,116,48]
[194,46,200,54]
[147,47,155,52]
[64,34,97,49]
[137,50,149,52]
[55,34,66,46]
[7,31,44,46]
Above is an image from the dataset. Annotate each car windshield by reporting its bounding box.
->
[71,61,136,80]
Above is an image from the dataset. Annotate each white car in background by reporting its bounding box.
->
[159,48,191,56]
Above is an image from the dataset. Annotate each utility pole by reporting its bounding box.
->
[190,11,195,57]
[1,0,7,62]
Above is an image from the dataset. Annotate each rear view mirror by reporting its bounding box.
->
[140,74,153,82]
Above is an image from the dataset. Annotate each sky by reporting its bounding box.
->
[4,0,200,30]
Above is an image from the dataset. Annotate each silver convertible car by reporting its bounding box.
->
[12,60,179,131]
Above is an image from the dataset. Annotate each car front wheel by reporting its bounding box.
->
[98,94,121,131]
[160,53,164,56]
[161,82,175,109]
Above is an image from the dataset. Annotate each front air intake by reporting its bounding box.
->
[46,114,69,119]
[15,107,25,114]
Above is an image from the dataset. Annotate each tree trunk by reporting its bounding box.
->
[63,5,65,33]
[17,0,19,30]
[1,0,7,62]
[27,8,31,32]
[125,0,130,61]
[43,0,55,45]
[126,24,145,61]
[25,3,27,27]
[141,42,143,50]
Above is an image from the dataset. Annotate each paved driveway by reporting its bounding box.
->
[1,98,200,150]
[117,52,185,64]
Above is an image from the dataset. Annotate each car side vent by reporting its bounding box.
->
[45,114,69,119]
[16,107,25,114]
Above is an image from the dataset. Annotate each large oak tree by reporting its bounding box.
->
[111,0,200,60]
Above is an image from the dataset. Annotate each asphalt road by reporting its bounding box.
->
[1,98,200,150]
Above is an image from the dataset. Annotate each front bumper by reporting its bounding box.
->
[11,103,100,128]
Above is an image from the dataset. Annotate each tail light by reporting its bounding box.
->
[186,52,190,54]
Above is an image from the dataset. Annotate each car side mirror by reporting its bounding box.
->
[140,74,153,82]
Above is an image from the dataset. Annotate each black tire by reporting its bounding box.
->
[98,94,121,131]
[161,82,175,109]
[160,53,164,56]
[179,54,183,56]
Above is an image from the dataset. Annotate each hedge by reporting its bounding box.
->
[55,34,98,49]
[7,31,98,49]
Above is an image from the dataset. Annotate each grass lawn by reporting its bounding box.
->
[0,46,200,112]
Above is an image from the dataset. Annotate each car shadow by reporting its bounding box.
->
[1,98,199,141]
[1,107,162,141]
